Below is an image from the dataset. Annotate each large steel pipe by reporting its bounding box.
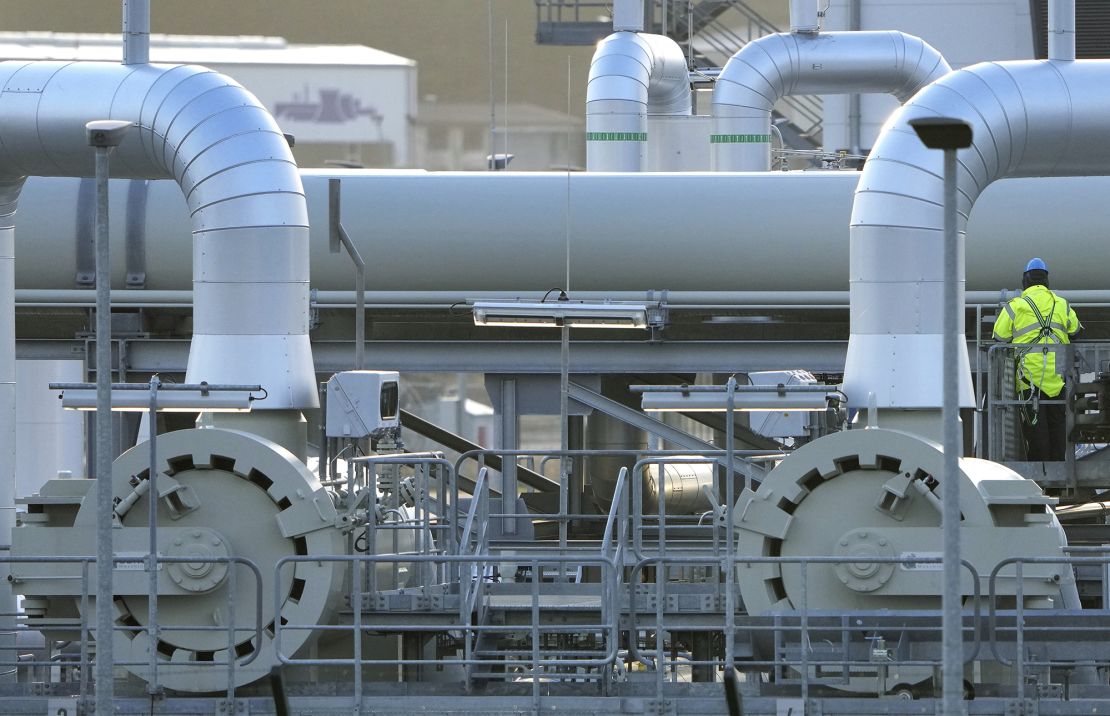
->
[846,59,1110,412]
[713,31,949,171]
[0,60,314,409]
[11,170,1110,295]
[587,32,691,171]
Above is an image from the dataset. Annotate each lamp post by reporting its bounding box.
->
[86,118,132,714]
[908,116,973,714]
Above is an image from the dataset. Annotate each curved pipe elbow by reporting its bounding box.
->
[0,61,315,409]
[713,31,950,117]
[587,32,692,117]
[846,58,1110,410]
[711,31,949,172]
[586,32,691,172]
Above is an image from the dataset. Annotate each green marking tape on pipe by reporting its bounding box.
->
[586,132,648,142]
[710,134,772,143]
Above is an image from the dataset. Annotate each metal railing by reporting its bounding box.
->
[626,553,983,701]
[272,551,621,713]
[983,340,1110,489]
[3,553,262,706]
[989,554,1110,701]
[12,439,1110,708]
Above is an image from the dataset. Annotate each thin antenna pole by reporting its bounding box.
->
[487,0,496,170]
[565,54,572,291]
[504,18,510,162]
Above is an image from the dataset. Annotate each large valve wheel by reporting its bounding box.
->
[73,428,345,692]
[735,428,1071,615]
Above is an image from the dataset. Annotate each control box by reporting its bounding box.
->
[325,371,400,438]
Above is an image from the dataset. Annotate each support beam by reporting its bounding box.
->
[399,409,556,492]
[566,382,766,481]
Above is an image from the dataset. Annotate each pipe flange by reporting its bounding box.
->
[166,527,230,593]
[833,528,894,593]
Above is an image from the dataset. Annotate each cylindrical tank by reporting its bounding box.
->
[643,460,715,515]
[12,171,1110,294]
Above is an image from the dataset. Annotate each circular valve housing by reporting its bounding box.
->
[73,428,345,693]
[735,428,1072,615]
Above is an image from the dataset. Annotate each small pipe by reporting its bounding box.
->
[612,0,645,32]
[790,0,820,33]
[1048,0,1076,61]
[146,374,160,695]
[122,0,150,65]
[848,0,862,155]
[22,288,1110,308]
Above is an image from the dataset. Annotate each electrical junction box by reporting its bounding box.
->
[748,370,817,439]
[325,371,400,438]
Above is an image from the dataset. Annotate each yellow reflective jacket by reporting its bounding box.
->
[992,285,1081,397]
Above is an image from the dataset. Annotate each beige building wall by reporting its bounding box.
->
[0,0,597,167]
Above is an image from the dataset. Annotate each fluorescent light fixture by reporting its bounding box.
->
[59,389,255,412]
[472,301,649,329]
[641,391,829,412]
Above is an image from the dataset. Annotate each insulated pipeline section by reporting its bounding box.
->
[0,60,315,409]
[13,170,1110,295]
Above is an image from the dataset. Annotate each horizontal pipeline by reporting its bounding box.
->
[18,289,1110,309]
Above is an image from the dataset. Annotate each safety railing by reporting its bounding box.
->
[273,551,621,713]
[3,553,262,705]
[989,553,1110,701]
[982,341,1110,497]
[986,342,1078,462]
[458,467,492,654]
[626,553,982,702]
[600,467,630,571]
[454,448,768,554]
[347,453,458,593]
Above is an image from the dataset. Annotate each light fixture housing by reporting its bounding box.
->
[58,389,255,412]
[471,300,651,329]
[641,391,830,412]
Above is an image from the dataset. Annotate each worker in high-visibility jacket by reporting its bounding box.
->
[993,258,1082,461]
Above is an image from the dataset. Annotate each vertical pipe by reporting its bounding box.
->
[0,178,21,686]
[848,0,862,155]
[93,144,115,716]
[498,377,518,536]
[225,558,236,702]
[941,146,963,714]
[353,252,365,371]
[559,324,569,551]
[1048,0,1076,62]
[122,0,150,65]
[613,0,646,32]
[146,375,160,695]
[723,377,736,672]
[975,304,983,459]
[789,0,820,33]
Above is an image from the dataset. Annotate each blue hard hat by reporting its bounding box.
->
[1024,257,1048,273]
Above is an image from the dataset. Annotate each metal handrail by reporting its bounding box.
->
[625,553,983,697]
[459,468,491,631]
[273,552,620,668]
[599,467,627,558]
[4,553,263,704]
